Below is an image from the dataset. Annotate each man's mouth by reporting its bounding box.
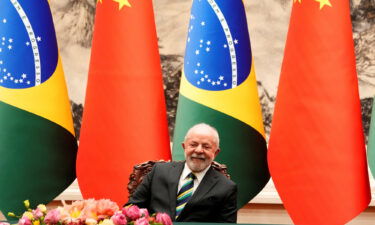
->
[190,155,205,161]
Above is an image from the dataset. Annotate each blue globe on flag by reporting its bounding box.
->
[0,0,58,89]
[184,0,252,91]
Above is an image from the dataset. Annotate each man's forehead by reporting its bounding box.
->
[185,132,217,146]
[187,126,215,137]
[186,136,215,143]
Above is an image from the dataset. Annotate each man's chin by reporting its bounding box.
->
[187,160,209,173]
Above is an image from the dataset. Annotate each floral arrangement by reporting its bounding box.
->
[3,199,171,225]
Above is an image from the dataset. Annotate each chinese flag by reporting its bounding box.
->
[268,0,371,224]
[77,0,171,205]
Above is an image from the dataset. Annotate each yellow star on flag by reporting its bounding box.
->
[293,0,302,3]
[113,0,131,9]
[315,0,332,9]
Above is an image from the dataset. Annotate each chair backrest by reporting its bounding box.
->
[127,160,230,196]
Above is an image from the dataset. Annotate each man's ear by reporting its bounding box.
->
[181,142,185,150]
[214,148,220,157]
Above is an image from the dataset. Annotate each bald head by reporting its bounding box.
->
[184,123,220,148]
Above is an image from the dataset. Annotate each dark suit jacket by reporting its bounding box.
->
[127,161,237,223]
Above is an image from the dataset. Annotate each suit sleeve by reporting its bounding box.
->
[218,183,238,223]
[126,164,156,208]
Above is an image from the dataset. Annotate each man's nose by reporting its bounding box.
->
[194,145,204,153]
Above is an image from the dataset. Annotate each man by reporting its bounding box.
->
[127,123,237,223]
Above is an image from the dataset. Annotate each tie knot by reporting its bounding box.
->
[187,172,196,180]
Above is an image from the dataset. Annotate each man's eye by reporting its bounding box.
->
[203,145,211,150]
[190,143,198,147]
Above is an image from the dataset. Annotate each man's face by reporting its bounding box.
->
[182,128,219,173]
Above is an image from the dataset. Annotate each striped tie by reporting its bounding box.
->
[175,172,196,219]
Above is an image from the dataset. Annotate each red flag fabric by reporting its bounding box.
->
[268,0,371,224]
[77,0,171,205]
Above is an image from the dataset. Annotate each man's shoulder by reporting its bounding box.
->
[210,167,237,187]
[154,161,184,170]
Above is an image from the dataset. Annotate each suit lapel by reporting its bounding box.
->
[168,161,185,217]
[178,167,219,219]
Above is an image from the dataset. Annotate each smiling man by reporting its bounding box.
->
[127,123,238,223]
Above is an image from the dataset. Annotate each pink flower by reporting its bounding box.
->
[85,218,97,225]
[44,209,61,224]
[123,205,141,220]
[65,218,84,225]
[80,203,98,220]
[139,209,149,218]
[69,200,86,212]
[57,206,70,220]
[62,200,85,219]
[32,208,44,219]
[96,199,119,217]
[134,217,149,225]
[111,212,127,225]
[18,216,31,225]
[0,222,10,225]
[155,213,172,225]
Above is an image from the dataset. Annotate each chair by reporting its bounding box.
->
[127,160,230,196]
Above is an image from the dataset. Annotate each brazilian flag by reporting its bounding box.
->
[368,98,375,179]
[172,0,270,207]
[0,0,77,217]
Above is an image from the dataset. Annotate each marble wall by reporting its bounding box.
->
[49,0,375,140]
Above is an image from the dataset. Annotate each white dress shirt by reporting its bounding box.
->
[177,163,211,195]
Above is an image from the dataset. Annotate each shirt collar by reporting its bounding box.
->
[182,162,211,183]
